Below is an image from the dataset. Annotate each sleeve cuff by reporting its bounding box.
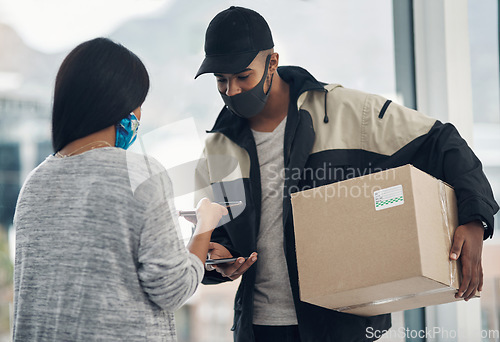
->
[189,253,206,284]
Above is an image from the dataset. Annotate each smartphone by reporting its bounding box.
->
[205,257,249,265]
[178,201,243,217]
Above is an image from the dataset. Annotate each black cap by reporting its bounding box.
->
[195,6,274,78]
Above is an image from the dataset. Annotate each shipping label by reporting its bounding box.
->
[374,185,404,211]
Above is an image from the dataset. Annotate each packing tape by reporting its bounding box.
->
[334,286,454,312]
[438,182,456,288]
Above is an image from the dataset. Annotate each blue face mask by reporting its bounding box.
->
[115,112,140,150]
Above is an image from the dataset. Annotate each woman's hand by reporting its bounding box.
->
[187,198,228,264]
[194,198,228,235]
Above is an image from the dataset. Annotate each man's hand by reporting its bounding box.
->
[206,242,258,280]
[450,220,484,301]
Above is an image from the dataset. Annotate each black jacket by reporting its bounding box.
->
[195,66,498,342]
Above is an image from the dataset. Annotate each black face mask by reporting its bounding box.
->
[221,55,273,119]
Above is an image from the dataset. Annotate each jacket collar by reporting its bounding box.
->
[278,65,326,97]
[206,66,325,145]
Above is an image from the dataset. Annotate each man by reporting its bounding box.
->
[194,6,499,342]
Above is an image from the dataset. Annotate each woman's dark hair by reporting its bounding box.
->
[51,37,149,152]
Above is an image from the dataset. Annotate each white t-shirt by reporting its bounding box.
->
[251,117,298,326]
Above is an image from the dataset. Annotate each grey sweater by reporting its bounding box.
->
[13,147,203,341]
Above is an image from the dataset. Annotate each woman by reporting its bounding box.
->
[12,38,226,341]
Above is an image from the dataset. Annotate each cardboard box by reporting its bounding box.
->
[291,164,477,317]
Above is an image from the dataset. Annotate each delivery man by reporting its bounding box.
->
[194,6,499,342]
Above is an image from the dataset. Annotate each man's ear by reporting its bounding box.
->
[269,52,279,73]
